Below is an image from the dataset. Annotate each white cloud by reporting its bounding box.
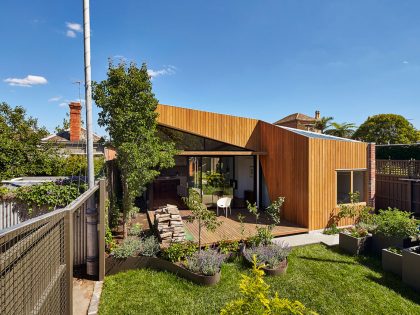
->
[65,22,82,38]
[59,99,85,107]
[147,66,176,79]
[66,22,82,32]
[49,96,62,102]
[4,75,48,87]
[66,30,76,38]
[402,60,409,64]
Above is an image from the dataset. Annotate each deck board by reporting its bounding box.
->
[147,208,308,245]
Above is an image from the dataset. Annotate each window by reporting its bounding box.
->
[336,170,367,204]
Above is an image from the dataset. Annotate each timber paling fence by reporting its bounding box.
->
[376,160,420,215]
[0,180,105,315]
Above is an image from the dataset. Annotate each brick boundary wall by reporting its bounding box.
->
[367,143,376,208]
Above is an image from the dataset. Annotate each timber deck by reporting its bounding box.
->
[147,208,308,245]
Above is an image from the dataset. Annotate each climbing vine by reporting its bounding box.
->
[4,181,87,212]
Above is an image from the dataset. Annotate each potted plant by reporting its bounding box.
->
[243,242,291,276]
[382,247,402,277]
[218,240,240,261]
[339,226,371,255]
[402,246,420,292]
[371,208,419,255]
[182,249,225,285]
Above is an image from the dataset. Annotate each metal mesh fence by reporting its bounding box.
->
[0,211,70,315]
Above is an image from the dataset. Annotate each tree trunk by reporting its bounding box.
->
[121,174,130,239]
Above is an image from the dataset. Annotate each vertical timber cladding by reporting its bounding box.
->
[308,138,368,230]
[156,104,260,150]
[259,122,310,228]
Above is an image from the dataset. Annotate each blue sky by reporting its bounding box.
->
[1,0,420,135]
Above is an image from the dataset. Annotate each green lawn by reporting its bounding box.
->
[99,244,420,315]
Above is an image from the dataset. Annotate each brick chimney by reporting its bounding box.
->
[69,102,82,142]
[315,110,320,120]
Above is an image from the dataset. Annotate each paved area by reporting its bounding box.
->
[73,277,95,315]
[272,230,339,247]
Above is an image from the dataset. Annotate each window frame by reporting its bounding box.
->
[335,168,368,206]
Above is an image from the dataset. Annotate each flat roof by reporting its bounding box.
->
[176,151,267,156]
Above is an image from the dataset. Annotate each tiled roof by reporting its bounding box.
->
[274,113,316,125]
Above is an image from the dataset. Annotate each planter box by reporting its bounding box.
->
[339,232,371,255]
[371,233,409,255]
[402,246,420,292]
[382,249,402,277]
[105,256,221,286]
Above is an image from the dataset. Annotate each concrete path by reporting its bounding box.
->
[272,230,339,247]
[73,278,94,315]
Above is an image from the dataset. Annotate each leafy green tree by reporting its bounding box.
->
[0,102,59,180]
[352,114,418,144]
[325,122,356,138]
[314,116,334,133]
[93,61,177,238]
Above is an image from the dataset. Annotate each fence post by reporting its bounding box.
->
[98,179,106,280]
[64,210,74,315]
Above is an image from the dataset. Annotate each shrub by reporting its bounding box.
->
[266,197,285,225]
[105,226,117,253]
[248,226,273,247]
[112,237,141,259]
[163,241,198,262]
[14,181,85,212]
[374,208,419,238]
[323,224,341,235]
[128,223,142,236]
[220,256,317,315]
[218,240,240,254]
[185,249,225,276]
[343,226,368,238]
[388,247,403,255]
[139,236,160,257]
[244,242,291,269]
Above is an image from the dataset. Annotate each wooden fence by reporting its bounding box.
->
[376,160,420,215]
[0,180,106,314]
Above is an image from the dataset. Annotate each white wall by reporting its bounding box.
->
[234,156,254,199]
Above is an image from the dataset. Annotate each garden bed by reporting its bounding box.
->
[105,255,221,286]
[99,244,420,315]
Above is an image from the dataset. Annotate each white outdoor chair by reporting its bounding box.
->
[217,197,232,217]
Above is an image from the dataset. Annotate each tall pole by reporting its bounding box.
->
[83,0,98,277]
[83,0,94,189]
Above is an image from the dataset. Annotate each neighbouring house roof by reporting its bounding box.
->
[279,126,361,143]
[41,127,102,143]
[273,113,317,125]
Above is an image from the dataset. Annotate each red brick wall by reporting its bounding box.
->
[367,143,376,207]
[69,102,82,141]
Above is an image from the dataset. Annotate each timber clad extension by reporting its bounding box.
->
[156,104,371,231]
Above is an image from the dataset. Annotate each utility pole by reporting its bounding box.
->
[83,0,98,277]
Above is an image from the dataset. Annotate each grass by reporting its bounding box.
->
[99,244,420,315]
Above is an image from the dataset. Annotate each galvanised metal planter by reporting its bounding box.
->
[371,233,409,255]
[382,248,402,277]
[402,246,420,292]
[339,232,371,255]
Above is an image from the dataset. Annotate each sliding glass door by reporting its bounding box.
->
[187,156,234,206]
